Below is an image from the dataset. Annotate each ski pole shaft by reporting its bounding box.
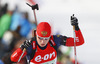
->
[33,10,37,26]
[26,3,39,26]
[73,25,77,64]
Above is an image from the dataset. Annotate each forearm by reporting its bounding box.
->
[11,48,27,62]
[66,29,84,46]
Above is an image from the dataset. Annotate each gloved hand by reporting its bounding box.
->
[71,14,79,31]
[71,14,78,26]
[20,40,32,50]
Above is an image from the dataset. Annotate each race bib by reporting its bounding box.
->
[30,57,57,64]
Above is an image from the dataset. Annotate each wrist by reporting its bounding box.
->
[75,24,79,31]
[20,45,25,50]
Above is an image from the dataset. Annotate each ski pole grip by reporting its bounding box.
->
[72,14,75,31]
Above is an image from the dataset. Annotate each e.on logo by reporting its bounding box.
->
[35,52,55,62]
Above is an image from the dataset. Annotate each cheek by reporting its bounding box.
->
[37,38,41,44]
[45,40,49,44]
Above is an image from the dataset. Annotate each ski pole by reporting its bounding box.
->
[17,3,39,63]
[26,3,39,38]
[26,3,39,26]
[72,14,77,64]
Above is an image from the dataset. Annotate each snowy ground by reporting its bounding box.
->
[1,0,100,64]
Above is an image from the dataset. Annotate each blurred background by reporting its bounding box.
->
[0,0,100,64]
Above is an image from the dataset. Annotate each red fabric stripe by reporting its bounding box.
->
[50,35,56,46]
[32,41,36,49]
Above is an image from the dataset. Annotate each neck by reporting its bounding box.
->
[37,42,47,50]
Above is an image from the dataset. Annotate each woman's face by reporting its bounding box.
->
[36,35,50,47]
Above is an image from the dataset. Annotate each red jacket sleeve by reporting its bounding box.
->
[11,48,27,62]
[66,29,84,46]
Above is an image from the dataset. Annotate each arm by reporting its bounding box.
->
[64,15,84,46]
[66,29,84,46]
[11,40,32,62]
[11,48,27,62]
[57,15,84,47]
[54,28,84,47]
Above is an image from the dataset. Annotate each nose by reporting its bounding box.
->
[41,40,45,44]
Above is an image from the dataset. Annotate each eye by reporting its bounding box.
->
[38,37,43,40]
[44,38,48,40]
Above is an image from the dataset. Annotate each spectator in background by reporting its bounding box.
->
[19,12,33,38]
[0,4,12,38]
[1,26,21,51]
[0,3,8,18]
[10,5,23,31]
[0,28,27,64]
[0,26,21,59]
[1,31,14,51]
[0,53,12,64]
[0,3,37,64]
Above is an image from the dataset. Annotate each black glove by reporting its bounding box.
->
[71,14,78,26]
[71,14,79,31]
[20,40,32,50]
